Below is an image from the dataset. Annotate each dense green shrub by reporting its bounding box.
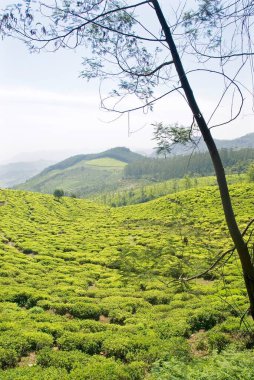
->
[188,309,225,332]
[124,336,190,364]
[207,331,230,353]
[101,334,168,363]
[57,332,103,354]
[108,309,130,325]
[50,303,72,316]
[28,306,45,314]
[37,348,89,372]
[102,335,136,360]
[155,319,190,339]
[22,331,53,350]
[0,333,31,356]
[247,163,254,182]
[0,331,52,357]
[143,290,171,305]
[69,356,145,380]
[0,348,18,369]
[70,303,101,320]
[124,361,147,380]
[218,317,243,333]
[0,366,69,380]
[162,337,191,361]
[11,291,43,308]
[37,323,65,340]
[79,320,108,333]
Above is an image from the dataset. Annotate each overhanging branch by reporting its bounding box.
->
[183,218,254,282]
[100,86,182,114]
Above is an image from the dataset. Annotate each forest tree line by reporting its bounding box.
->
[124,148,254,181]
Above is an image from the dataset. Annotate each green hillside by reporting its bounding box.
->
[42,147,143,174]
[0,183,254,379]
[15,147,254,201]
[93,174,246,206]
[15,148,142,197]
[125,148,254,181]
[15,148,143,197]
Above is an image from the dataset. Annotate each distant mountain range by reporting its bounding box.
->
[3,133,254,193]
[0,160,54,188]
[198,132,254,151]
[153,132,254,156]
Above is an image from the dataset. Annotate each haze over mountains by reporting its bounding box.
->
[1,133,254,191]
[154,132,254,156]
[0,160,54,188]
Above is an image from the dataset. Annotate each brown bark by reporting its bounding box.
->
[152,0,254,318]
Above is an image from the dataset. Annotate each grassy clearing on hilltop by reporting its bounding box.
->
[0,182,254,379]
[85,158,127,168]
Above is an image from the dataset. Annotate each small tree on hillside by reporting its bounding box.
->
[247,164,254,182]
[53,189,64,200]
[1,1,254,317]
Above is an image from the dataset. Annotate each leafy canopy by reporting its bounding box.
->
[153,122,192,158]
[1,0,253,125]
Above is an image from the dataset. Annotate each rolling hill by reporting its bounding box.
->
[0,182,254,378]
[15,147,144,197]
[125,147,254,182]
[15,145,254,200]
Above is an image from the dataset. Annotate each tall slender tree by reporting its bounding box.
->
[1,0,254,316]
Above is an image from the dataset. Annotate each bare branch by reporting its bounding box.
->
[186,68,244,129]
[100,86,182,114]
[115,59,173,78]
[183,247,235,282]
[183,218,254,282]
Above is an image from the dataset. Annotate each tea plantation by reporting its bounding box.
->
[0,183,254,379]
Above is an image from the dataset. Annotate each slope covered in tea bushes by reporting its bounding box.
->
[0,184,254,379]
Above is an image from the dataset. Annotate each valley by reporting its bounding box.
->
[1,0,254,377]
[0,180,254,379]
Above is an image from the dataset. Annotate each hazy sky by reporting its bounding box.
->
[1,0,254,163]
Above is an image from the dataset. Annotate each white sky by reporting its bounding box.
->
[1,0,254,163]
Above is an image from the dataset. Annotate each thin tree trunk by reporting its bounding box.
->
[152,0,254,318]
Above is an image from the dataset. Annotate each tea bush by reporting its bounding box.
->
[70,302,101,320]
[207,331,230,353]
[188,309,225,332]
[1,184,254,378]
[37,348,89,372]
[57,332,103,354]
[0,366,69,380]
[0,333,31,356]
[69,356,145,380]
[22,331,54,351]
[0,348,18,369]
